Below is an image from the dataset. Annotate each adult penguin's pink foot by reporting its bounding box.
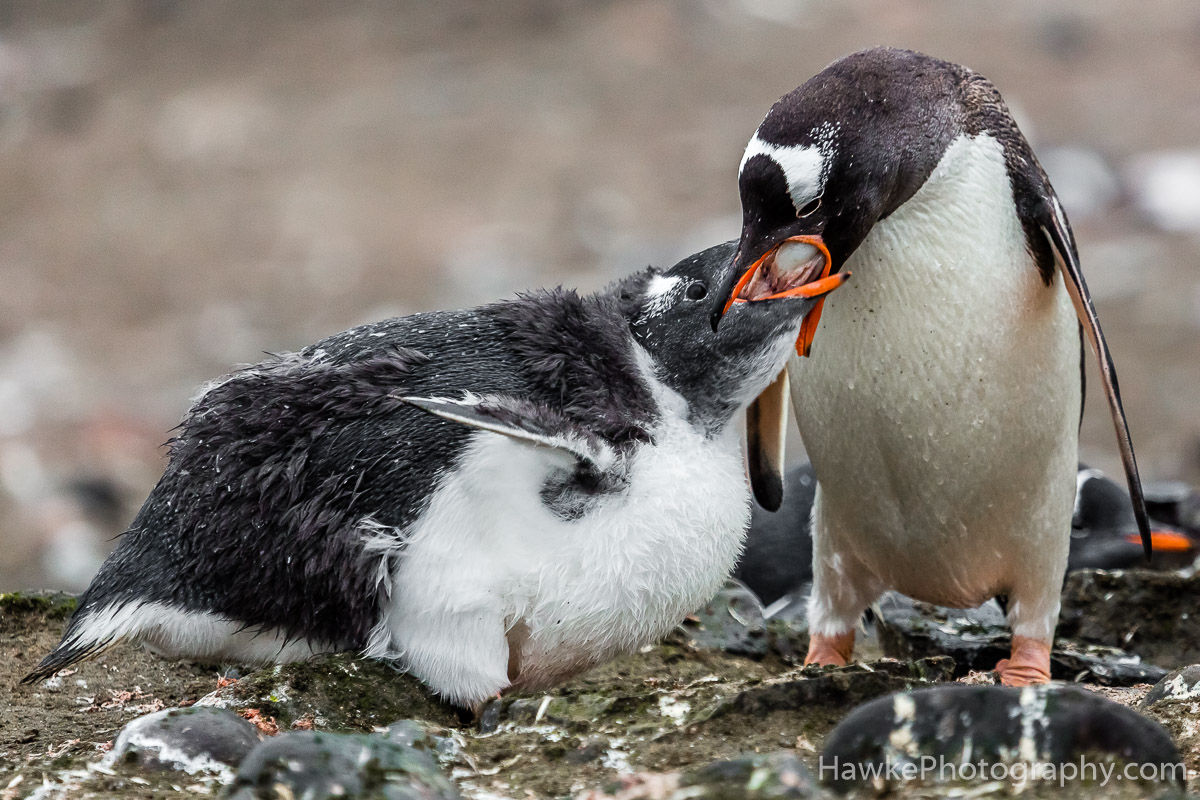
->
[994,635,1052,686]
[804,630,856,667]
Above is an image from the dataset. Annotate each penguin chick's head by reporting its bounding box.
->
[709,47,1022,347]
[622,241,844,423]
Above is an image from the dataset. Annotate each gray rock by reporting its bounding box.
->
[680,751,827,798]
[1058,569,1200,669]
[875,593,1167,685]
[109,706,261,777]
[1139,664,1200,708]
[684,581,769,657]
[821,684,1184,793]
[228,731,460,800]
[382,719,465,767]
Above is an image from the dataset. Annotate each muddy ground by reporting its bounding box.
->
[3,588,1196,799]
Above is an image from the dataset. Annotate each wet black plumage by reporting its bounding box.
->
[27,285,661,681]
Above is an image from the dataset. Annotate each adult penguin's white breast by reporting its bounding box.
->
[788,132,1080,606]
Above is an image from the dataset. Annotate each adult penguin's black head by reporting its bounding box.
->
[708,47,1053,354]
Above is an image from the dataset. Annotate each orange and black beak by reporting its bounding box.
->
[713,235,835,357]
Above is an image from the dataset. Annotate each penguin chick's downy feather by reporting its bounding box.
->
[26,242,838,706]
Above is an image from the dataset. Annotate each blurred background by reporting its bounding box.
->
[1,0,1198,591]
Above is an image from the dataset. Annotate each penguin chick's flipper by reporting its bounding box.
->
[746,369,789,511]
[23,635,116,684]
[400,394,618,473]
[1039,206,1152,559]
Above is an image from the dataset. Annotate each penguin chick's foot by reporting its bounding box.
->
[994,635,1052,686]
[804,630,855,666]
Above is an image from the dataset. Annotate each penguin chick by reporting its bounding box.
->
[711,48,1151,686]
[24,242,843,707]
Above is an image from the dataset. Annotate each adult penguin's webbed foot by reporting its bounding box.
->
[994,635,1052,686]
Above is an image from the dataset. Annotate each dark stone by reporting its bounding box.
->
[228,731,460,800]
[1050,640,1168,686]
[564,737,609,765]
[763,589,810,662]
[476,700,502,735]
[874,594,1011,676]
[110,706,261,774]
[1058,570,1200,669]
[820,684,1184,793]
[204,654,460,730]
[1139,665,1200,708]
[684,581,769,658]
[680,751,826,798]
[875,593,1167,685]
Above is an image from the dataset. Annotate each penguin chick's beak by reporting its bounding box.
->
[720,235,835,357]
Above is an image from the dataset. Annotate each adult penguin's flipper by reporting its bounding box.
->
[746,369,789,511]
[1040,200,1152,559]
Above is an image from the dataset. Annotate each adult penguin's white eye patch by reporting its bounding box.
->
[740,135,826,215]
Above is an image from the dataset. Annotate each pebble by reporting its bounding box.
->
[820,684,1183,792]
[228,730,460,800]
[108,706,261,779]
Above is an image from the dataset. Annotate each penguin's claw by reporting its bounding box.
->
[803,630,855,667]
[994,636,1052,686]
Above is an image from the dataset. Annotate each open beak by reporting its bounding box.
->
[717,235,835,357]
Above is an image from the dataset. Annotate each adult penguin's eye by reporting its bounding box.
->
[797,196,821,217]
[686,281,708,300]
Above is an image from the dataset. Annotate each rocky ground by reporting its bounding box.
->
[4,569,1200,799]
[2,0,1200,594]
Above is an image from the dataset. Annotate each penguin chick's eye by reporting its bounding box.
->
[796,196,821,218]
[685,281,708,301]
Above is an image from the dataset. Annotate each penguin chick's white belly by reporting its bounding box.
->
[791,134,1079,615]
[372,406,750,706]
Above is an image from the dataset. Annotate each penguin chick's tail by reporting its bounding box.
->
[21,606,124,684]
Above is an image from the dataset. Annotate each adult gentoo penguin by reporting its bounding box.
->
[24,242,844,707]
[711,47,1151,686]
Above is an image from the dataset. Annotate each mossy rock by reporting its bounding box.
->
[0,591,77,626]
[202,654,460,731]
